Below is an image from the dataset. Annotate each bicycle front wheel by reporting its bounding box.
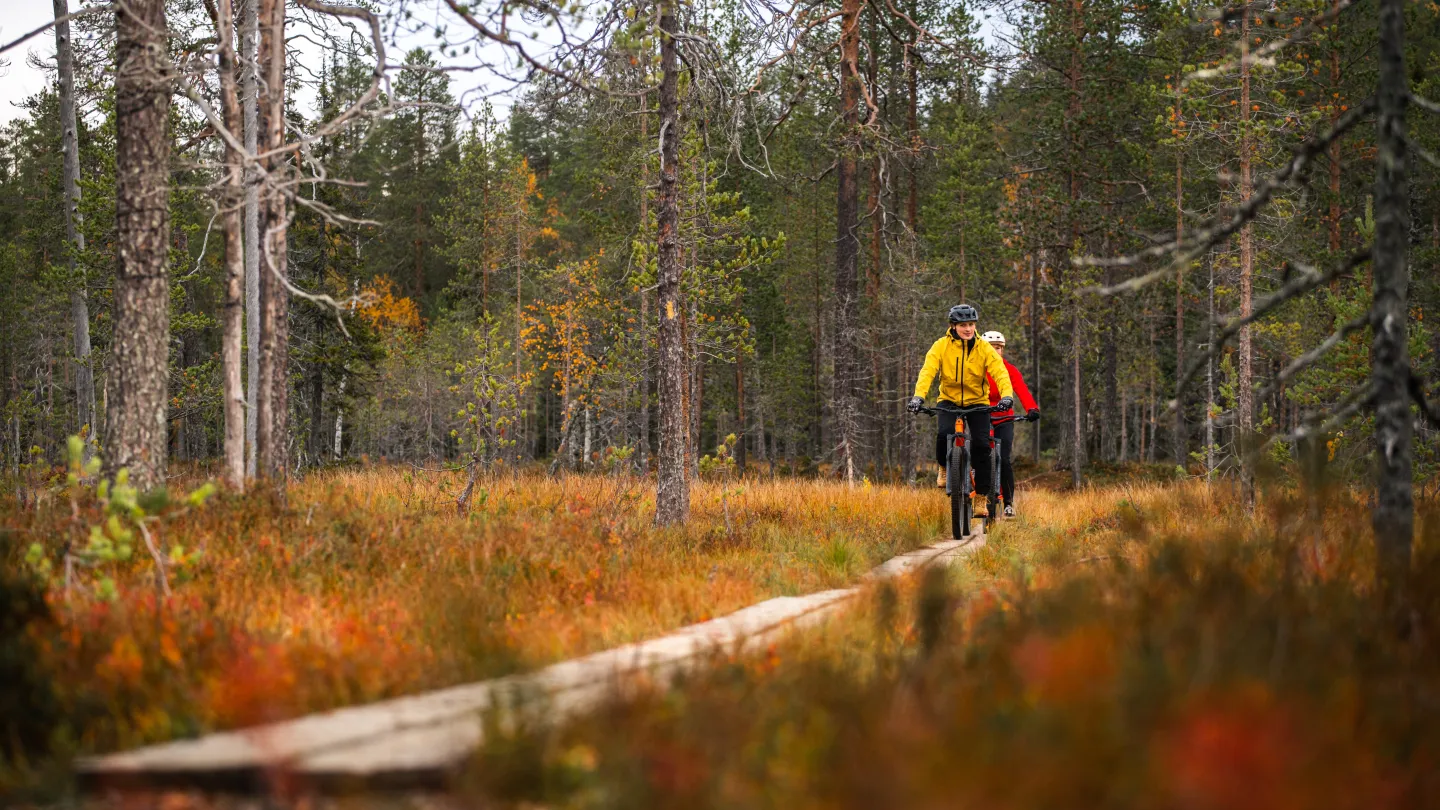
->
[949,446,969,539]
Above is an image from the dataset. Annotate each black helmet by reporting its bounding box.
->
[948,304,979,324]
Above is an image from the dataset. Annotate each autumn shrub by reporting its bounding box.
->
[462,487,1440,810]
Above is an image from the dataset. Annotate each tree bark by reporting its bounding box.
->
[255,0,289,487]
[54,0,95,450]
[1370,0,1412,596]
[108,0,171,490]
[654,0,689,525]
[835,0,863,485]
[1238,8,1256,510]
[212,0,246,490]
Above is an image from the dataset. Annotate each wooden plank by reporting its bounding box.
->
[79,526,986,793]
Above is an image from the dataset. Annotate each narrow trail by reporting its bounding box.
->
[80,519,995,794]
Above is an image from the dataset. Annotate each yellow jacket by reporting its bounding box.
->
[914,332,1014,407]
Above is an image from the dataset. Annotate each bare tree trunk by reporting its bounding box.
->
[1066,0,1085,488]
[1328,0,1343,255]
[213,0,246,489]
[654,0,689,525]
[108,0,171,490]
[1173,85,1187,466]
[1147,316,1157,462]
[638,93,651,473]
[905,20,918,235]
[1032,250,1042,463]
[691,333,704,475]
[1371,0,1412,596]
[255,0,289,488]
[54,0,95,450]
[735,353,748,474]
[1071,312,1083,488]
[1206,256,1216,478]
[1103,263,1117,460]
[835,0,863,486]
[1237,8,1256,511]
[242,0,260,478]
[333,375,346,459]
[1119,388,1128,462]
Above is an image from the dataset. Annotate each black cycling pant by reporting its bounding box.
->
[993,419,1015,505]
[934,405,994,496]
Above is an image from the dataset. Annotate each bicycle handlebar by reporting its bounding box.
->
[916,403,1003,416]
[915,402,1037,422]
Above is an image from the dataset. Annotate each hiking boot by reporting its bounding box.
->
[1004,504,1016,518]
[972,494,988,519]
[936,466,947,489]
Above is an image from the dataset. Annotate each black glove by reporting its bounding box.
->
[1027,408,1041,423]
[907,396,924,414]
[997,396,1014,412]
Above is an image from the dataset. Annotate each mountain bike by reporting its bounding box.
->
[916,402,1004,539]
[986,411,1024,519]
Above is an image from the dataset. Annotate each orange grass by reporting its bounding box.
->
[3,467,949,759]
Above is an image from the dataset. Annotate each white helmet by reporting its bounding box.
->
[981,330,1006,346]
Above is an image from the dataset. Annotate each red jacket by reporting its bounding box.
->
[987,359,1038,419]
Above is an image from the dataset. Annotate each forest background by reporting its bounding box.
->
[1,0,1439,506]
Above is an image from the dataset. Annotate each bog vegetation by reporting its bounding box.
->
[1,0,1440,800]
[468,481,1440,809]
[1,455,945,790]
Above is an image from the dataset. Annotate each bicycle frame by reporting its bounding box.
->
[918,402,994,495]
[915,400,1035,536]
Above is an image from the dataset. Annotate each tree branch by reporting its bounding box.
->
[1411,92,1440,116]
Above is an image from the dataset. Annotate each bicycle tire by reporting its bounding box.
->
[989,448,1001,527]
[948,443,969,539]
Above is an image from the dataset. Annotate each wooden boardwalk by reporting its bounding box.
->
[80,524,988,793]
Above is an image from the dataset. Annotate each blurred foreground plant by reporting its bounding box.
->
[464,489,1440,810]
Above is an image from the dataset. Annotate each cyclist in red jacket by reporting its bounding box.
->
[982,331,1040,517]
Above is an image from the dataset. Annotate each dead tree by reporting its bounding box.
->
[1088,0,1435,596]
[254,0,289,487]
[53,0,94,451]
[1370,0,1411,599]
[209,0,247,490]
[243,0,260,478]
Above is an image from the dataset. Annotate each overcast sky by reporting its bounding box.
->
[1,1,1008,127]
[0,0,509,127]
[0,3,61,124]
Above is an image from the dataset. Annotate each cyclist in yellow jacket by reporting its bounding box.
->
[907,304,1014,493]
